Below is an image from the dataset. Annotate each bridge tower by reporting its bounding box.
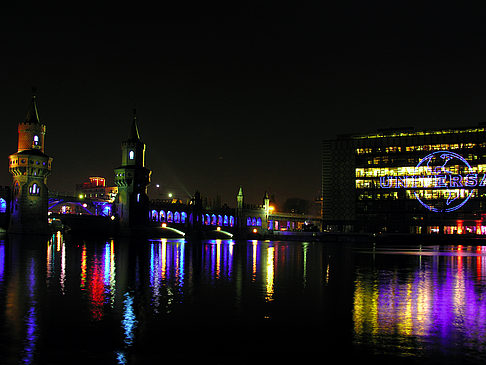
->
[8,92,53,234]
[114,110,152,230]
[236,186,244,231]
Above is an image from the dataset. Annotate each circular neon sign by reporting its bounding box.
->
[413,150,474,212]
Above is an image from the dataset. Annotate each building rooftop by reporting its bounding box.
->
[335,123,486,140]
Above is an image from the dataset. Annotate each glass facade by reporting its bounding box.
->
[322,125,486,234]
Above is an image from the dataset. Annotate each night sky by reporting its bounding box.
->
[1,4,486,207]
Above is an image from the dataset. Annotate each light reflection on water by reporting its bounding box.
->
[353,245,486,361]
[4,235,486,363]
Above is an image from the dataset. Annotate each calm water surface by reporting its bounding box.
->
[1,233,486,364]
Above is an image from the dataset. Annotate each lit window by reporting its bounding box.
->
[129,151,135,160]
[167,211,173,223]
[181,212,187,224]
[229,216,235,227]
[33,135,39,146]
[29,183,40,195]
[0,198,6,213]
[174,212,180,223]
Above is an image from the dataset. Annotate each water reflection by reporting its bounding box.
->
[149,238,185,313]
[203,239,234,281]
[21,258,37,364]
[79,240,117,321]
[10,233,486,363]
[353,245,486,359]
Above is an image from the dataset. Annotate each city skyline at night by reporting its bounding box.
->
[1,4,486,207]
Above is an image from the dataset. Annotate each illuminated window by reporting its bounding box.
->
[256,217,262,226]
[0,198,6,213]
[247,217,252,226]
[223,215,228,226]
[29,183,40,195]
[160,210,166,222]
[129,150,135,160]
[181,212,187,224]
[252,217,257,226]
[205,214,210,225]
[167,211,173,223]
[174,211,180,223]
[151,210,158,222]
[211,214,216,225]
[229,216,235,227]
[217,215,222,226]
[33,135,39,146]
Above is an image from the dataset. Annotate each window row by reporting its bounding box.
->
[246,217,262,227]
[149,210,236,227]
[150,210,187,224]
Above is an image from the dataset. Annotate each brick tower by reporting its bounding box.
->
[114,110,151,230]
[8,92,53,234]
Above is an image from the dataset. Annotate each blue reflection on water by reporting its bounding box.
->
[21,258,37,364]
[122,292,137,346]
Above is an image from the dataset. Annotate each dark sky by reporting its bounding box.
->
[1,3,486,206]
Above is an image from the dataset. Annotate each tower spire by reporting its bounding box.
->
[129,108,141,141]
[25,87,40,124]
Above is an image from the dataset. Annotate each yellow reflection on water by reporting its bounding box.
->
[265,246,275,302]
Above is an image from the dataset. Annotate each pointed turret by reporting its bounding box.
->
[237,186,244,214]
[128,109,141,141]
[114,109,152,231]
[25,93,41,124]
[9,91,52,234]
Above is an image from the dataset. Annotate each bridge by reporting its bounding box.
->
[1,190,321,238]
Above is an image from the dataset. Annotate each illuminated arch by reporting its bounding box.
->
[217,215,223,226]
[251,217,257,226]
[174,211,180,223]
[229,216,235,227]
[211,214,217,225]
[167,211,173,223]
[247,217,252,226]
[181,211,187,224]
[256,217,262,227]
[160,210,166,222]
[151,210,158,222]
[205,214,210,225]
[223,215,228,226]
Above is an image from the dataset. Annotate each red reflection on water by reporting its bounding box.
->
[88,256,105,321]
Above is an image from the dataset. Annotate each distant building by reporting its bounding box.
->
[322,125,486,234]
[75,176,118,202]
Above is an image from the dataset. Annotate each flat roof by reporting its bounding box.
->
[336,123,486,140]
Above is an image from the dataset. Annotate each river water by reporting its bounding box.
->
[1,233,486,364]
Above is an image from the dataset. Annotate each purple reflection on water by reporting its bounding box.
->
[21,258,37,364]
[354,246,486,359]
